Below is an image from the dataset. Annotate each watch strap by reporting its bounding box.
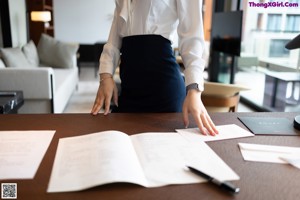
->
[186,83,200,92]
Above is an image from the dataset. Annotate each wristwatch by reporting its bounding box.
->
[186,83,201,92]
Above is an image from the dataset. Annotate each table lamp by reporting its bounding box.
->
[285,33,300,130]
[30,11,51,28]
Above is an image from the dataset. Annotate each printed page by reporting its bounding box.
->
[47,131,147,193]
[130,132,240,187]
[0,130,55,179]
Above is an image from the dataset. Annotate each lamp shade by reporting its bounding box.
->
[31,11,51,22]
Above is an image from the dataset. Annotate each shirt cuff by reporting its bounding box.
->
[99,43,120,75]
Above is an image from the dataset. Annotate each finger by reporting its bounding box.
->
[182,106,189,128]
[202,113,218,135]
[91,103,102,115]
[113,85,118,107]
[202,119,216,136]
[91,97,104,115]
[205,115,219,135]
[191,111,207,135]
[200,114,216,136]
[104,96,111,115]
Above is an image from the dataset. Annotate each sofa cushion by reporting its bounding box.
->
[37,34,79,68]
[22,40,40,67]
[0,47,33,68]
[0,58,6,68]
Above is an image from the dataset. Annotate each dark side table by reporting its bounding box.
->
[0,91,24,114]
[263,72,300,111]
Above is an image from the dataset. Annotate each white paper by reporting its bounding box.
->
[0,130,55,179]
[47,131,147,193]
[280,155,300,169]
[131,132,239,187]
[176,124,254,142]
[47,131,239,192]
[238,143,300,163]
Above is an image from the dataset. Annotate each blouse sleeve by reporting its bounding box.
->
[176,0,206,91]
[98,7,122,75]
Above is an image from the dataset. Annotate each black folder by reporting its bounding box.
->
[238,117,299,136]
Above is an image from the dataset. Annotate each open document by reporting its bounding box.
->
[47,131,239,193]
[0,130,55,179]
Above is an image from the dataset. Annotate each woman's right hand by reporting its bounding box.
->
[91,73,118,115]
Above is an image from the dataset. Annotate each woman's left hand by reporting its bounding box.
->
[182,90,219,136]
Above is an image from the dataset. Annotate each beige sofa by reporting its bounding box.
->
[0,34,79,113]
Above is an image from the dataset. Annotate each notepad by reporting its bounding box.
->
[47,131,239,193]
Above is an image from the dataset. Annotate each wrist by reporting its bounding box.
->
[99,73,112,79]
[187,89,201,96]
[99,73,113,83]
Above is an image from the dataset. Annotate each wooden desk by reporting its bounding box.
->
[1,113,300,200]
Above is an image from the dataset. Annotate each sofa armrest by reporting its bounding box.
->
[0,68,54,99]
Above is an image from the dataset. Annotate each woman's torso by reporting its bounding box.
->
[116,0,179,41]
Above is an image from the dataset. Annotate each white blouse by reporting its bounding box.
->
[99,0,206,90]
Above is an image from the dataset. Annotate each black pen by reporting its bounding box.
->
[187,166,240,194]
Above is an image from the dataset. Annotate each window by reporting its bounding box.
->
[267,14,282,32]
[269,40,290,57]
[285,15,300,32]
[290,0,300,4]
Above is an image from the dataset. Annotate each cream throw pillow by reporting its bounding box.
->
[22,40,40,67]
[0,47,32,68]
[37,34,79,68]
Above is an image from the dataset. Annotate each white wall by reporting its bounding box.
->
[8,0,27,47]
[53,0,115,44]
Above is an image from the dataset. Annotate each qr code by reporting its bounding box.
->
[1,183,17,199]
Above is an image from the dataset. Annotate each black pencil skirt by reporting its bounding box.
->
[112,35,185,113]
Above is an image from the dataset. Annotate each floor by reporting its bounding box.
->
[63,64,99,113]
[63,64,255,113]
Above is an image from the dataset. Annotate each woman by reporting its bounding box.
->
[91,0,218,136]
